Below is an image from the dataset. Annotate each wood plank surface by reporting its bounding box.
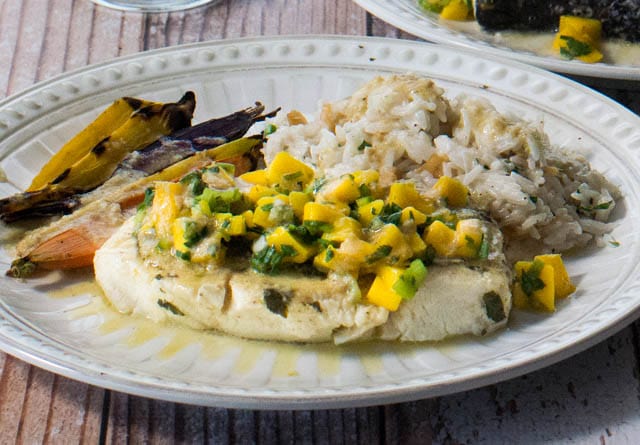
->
[1,0,640,443]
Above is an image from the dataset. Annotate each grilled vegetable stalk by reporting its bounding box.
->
[118,102,276,175]
[474,0,640,42]
[0,92,196,221]
[27,96,157,191]
[8,138,262,278]
[0,102,274,223]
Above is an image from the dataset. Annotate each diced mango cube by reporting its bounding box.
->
[215,213,246,236]
[150,181,184,241]
[303,201,344,224]
[288,191,312,220]
[387,182,434,213]
[321,216,362,244]
[535,254,576,299]
[242,210,255,228]
[357,199,384,226]
[552,15,603,63]
[239,169,269,186]
[317,175,361,204]
[439,0,471,21]
[406,232,427,257]
[252,195,290,229]
[314,236,376,275]
[313,245,338,272]
[353,170,379,186]
[513,260,556,312]
[366,273,403,311]
[267,152,315,191]
[423,220,455,257]
[400,206,427,226]
[453,219,484,258]
[433,176,468,207]
[339,236,377,266]
[266,226,316,263]
[372,224,413,265]
[247,185,277,203]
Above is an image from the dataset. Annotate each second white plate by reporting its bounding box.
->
[355,0,640,81]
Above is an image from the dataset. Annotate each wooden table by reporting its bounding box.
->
[2,1,640,443]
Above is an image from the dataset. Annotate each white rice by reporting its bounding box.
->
[263,74,621,261]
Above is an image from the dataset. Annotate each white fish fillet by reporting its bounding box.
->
[95,217,512,344]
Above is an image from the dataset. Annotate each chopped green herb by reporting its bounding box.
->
[207,163,235,175]
[392,259,427,300]
[520,260,546,297]
[280,244,298,258]
[478,237,490,259]
[251,244,297,274]
[157,299,184,316]
[175,250,191,261]
[263,288,291,318]
[180,171,205,195]
[308,177,327,194]
[357,140,372,151]
[302,220,333,236]
[365,245,392,264]
[377,203,403,226]
[261,203,274,212]
[286,224,316,244]
[422,245,437,266]
[465,235,478,249]
[199,187,242,213]
[325,248,335,262]
[251,245,284,274]
[358,183,372,197]
[483,291,505,322]
[418,0,450,13]
[559,35,593,60]
[264,123,277,136]
[137,188,155,212]
[283,171,303,181]
[356,196,373,207]
[180,220,207,247]
[317,238,338,249]
[579,201,612,213]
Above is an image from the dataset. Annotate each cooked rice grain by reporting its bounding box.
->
[263,74,621,261]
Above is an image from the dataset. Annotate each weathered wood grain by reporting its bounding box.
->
[2,0,640,444]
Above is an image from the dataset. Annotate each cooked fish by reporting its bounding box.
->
[94,218,389,343]
[94,212,511,344]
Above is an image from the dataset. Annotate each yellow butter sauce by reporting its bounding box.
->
[56,277,425,380]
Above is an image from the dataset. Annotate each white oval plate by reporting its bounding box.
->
[1,36,640,410]
[355,0,640,81]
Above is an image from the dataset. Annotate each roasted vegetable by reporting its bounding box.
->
[8,137,262,277]
[27,96,157,191]
[474,0,640,42]
[119,102,276,175]
[0,92,196,221]
[0,102,275,223]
